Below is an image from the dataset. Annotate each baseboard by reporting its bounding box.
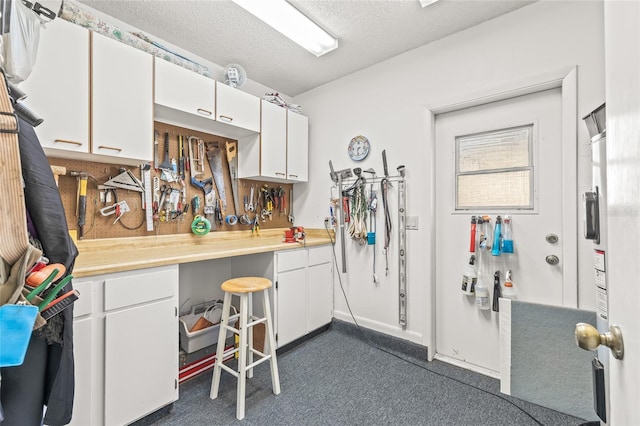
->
[276,323,331,355]
[330,318,428,363]
[129,403,174,426]
[433,353,501,379]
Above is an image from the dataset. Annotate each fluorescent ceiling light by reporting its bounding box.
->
[232,0,338,57]
[419,0,439,7]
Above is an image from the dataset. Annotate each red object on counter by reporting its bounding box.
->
[283,226,305,243]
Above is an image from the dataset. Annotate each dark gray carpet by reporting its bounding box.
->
[148,325,588,425]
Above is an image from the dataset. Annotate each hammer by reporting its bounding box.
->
[69,171,89,239]
[50,165,66,187]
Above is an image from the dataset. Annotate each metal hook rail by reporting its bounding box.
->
[331,175,408,328]
[329,159,408,328]
[336,175,405,187]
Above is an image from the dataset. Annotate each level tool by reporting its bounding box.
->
[143,167,153,231]
[397,173,407,327]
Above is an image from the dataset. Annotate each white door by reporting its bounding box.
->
[434,88,567,375]
[603,2,640,423]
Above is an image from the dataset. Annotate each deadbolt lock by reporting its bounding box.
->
[546,234,559,244]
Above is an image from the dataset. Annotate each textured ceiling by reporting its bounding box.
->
[77,0,536,96]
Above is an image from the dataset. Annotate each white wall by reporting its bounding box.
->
[294,1,605,346]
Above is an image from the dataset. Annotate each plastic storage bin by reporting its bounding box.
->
[179,301,235,353]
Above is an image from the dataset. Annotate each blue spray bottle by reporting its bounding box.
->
[502,215,514,254]
[491,215,502,256]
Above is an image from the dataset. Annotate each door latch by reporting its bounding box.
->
[545,255,560,265]
[583,188,600,243]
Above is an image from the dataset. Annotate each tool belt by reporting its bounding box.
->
[0,66,39,366]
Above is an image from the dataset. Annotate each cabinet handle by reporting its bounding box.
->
[219,115,234,122]
[288,174,298,178]
[197,108,212,116]
[97,145,123,152]
[275,172,286,177]
[54,139,83,146]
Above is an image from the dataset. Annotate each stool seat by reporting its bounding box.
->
[221,277,272,293]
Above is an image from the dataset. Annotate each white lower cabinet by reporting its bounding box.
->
[308,246,333,331]
[69,316,93,426]
[69,279,97,426]
[104,298,177,425]
[276,266,308,347]
[69,265,178,426]
[274,245,333,348]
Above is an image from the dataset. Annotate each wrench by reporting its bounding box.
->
[288,189,294,223]
[248,185,255,212]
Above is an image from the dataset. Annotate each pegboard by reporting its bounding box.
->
[50,121,294,240]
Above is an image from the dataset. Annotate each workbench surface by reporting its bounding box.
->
[73,228,333,277]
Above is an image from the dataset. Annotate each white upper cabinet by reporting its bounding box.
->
[216,82,260,132]
[260,100,288,179]
[238,101,309,183]
[154,58,215,120]
[92,32,153,162]
[20,18,90,154]
[286,111,309,182]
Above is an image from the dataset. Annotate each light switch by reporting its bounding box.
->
[406,216,419,230]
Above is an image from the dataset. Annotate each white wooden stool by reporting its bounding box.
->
[210,277,280,420]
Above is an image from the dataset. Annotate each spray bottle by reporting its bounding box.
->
[492,270,502,312]
[502,215,514,254]
[491,216,502,256]
[469,216,477,253]
[478,215,491,251]
[461,254,477,295]
[475,266,490,310]
[502,270,517,300]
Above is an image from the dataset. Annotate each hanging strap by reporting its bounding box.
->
[0,69,28,265]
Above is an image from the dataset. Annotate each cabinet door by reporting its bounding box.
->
[308,262,333,332]
[104,298,178,426]
[155,58,215,119]
[20,18,89,153]
[92,32,153,161]
[276,268,308,347]
[261,100,287,179]
[68,279,97,426]
[286,112,309,182]
[216,82,260,132]
[68,317,93,426]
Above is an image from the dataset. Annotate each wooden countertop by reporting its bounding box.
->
[73,228,334,277]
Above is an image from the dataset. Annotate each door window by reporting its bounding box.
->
[455,125,534,210]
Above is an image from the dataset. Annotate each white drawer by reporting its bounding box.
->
[277,249,307,273]
[308,245,332,266]
[104,266,177,311]
[73,279,95,318]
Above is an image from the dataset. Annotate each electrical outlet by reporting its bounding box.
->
[406,216,419,230]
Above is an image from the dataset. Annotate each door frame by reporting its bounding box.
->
[423,66,578,362]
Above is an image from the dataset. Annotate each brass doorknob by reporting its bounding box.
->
[575,323,624,360]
